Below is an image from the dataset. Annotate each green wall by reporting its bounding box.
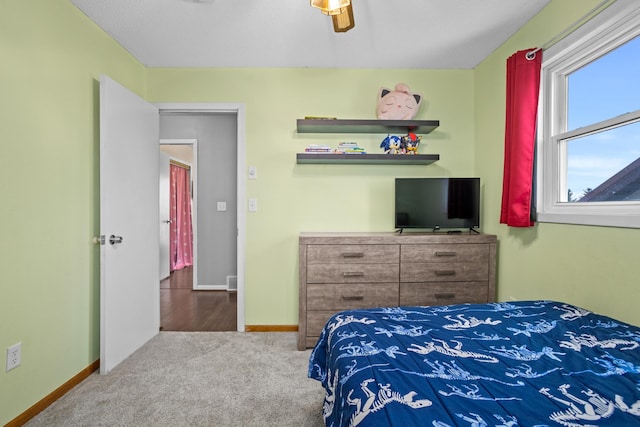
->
[475,0,640,326]
[0,0,146,423]
[2,0,638,424]
[146,68,475,326]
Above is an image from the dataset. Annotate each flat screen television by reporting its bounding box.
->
[395,177,480,231]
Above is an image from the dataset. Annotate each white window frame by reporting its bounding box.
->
[536,0,640,228]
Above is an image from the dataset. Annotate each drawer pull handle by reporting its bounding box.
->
[435,270,456,276]
[342,252,365,258]
[342,271,365,277]
[342,295,364,301]
[435,251,457,257]
[435,292,455,299]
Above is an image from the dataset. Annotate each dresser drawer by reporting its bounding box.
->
[308,263,399,283]
[307,283,399,311]
[308,244,399,264]
[401,262,487,282]
[401,244,488,263]
[400,282,489,306]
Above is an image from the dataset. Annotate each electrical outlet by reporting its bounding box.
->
[6,342,21,372]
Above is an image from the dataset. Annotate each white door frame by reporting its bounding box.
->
[159,151,171,280]
[156,103,246,332]
[159,139,198,289]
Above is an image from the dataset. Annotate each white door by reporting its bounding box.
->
[159,152,170,280]
[99,75,160,374]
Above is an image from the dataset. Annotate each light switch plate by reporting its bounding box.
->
[248,166,257,179]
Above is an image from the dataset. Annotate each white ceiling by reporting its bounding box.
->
[70,0,551,69]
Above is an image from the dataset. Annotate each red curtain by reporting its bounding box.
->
[170,164,194,271]
[500,49,542,227]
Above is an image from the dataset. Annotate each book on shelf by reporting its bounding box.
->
[302,142,367,154]
[304,144,333,153]
[335,142,366,154]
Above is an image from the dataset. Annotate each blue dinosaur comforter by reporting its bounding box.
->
[308,301,640,427]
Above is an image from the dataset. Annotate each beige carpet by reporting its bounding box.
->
[25,332,325,427]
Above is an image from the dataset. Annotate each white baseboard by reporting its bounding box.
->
[194,284,227,291]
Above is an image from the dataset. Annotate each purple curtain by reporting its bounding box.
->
[500,49,542,227]
[169,164,194,271]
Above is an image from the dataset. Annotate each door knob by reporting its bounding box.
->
[109,235,124,245]
[163,219,172,224]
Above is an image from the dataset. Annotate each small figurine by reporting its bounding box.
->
[380,134,401,154]
[401,132,421,155]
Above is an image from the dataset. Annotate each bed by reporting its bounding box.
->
[308,300,640,426]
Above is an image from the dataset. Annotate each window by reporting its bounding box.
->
[537,1,640,228]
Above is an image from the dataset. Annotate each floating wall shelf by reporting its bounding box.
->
[296,119,440,134]
[296,153,439,165]
[296,118,440,165]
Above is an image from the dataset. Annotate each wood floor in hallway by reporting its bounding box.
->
[160,266,237,331]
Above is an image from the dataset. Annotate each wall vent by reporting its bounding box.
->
[226,275,237,292]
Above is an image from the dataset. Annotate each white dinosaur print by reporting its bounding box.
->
[503,309,543,318]
[559,331,639,351]
[326,315,376,347]
[438,383,520,401]
[456,412,487,426]
[567,353,640,377]
[505,363,562,379]
[455,331,510,341]
[489,344,565,361]
[322,368,339,422]
[408,338,499,363]
[506,319,557,337]
[381,359,523,386]
[615,394,640,416]
[540,384,615,427]
[374,324,433,338]
[430,413,519,427]
[337,341,406,359]
[340,359,389,386]
[442,314,501,330]
[346,379,432,427]
[554,303,591,321]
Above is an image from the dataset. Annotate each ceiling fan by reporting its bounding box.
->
[310,0,355,33]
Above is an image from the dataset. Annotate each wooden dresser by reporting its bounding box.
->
[298,232,497,350]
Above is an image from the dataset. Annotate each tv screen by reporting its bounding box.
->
[395,178,480,231]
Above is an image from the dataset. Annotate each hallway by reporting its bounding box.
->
[160,266,237,331]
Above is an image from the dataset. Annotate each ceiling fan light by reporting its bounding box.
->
[332,4,354,32]
[310,0,351,16]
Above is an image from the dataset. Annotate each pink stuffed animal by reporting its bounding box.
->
[376,83,422,120]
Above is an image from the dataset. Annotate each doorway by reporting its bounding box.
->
[156,103,246,332]
[159,140,197,286]
[159,139,236,331]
